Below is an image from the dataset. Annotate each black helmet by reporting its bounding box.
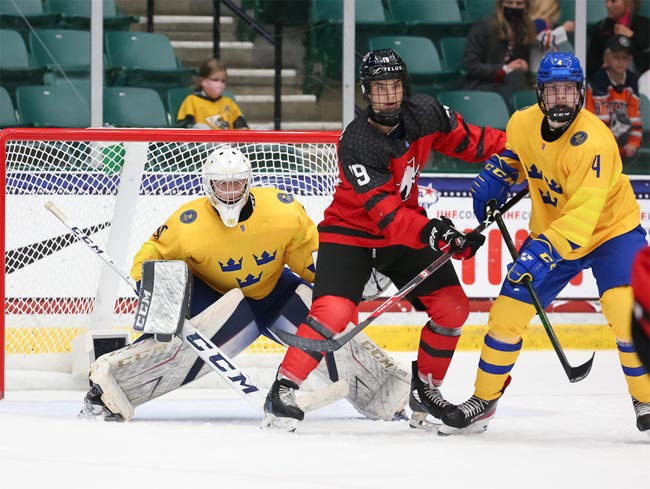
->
[359,49,411,126]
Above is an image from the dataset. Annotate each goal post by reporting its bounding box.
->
[0,128,340,399]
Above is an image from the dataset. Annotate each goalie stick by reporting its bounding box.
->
[276,187,530,352]
[44,202,348,425]
[490,206,594,383]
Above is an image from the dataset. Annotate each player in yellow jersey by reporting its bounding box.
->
[80,145,410,422]
[440,52,650,437]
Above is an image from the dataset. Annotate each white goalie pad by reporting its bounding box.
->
[133,260,192,342]
[272,284,410,421]
[332,333,410,421]
[90,288,253,421]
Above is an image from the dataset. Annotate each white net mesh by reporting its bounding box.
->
[3,130,339,374]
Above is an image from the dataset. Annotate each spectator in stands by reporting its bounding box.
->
[586,35,642,160]
[528,0,575,73]
[460,0,537,112]
[586,0,650,78]
[177,58,249,130]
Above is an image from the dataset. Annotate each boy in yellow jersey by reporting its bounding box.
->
[81,145,409,422]
[440,52,650,437]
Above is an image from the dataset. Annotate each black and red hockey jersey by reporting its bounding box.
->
[318,94,506,249]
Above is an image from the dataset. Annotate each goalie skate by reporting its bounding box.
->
[79,382,124,422]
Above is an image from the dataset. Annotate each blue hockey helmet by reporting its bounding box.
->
[536,52,585,124]
[359,48,411,126]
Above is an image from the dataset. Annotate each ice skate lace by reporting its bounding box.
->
[457,396,490,418]
[423,374,450,408]
[633,398,650,417]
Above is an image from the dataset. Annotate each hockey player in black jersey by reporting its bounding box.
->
[264,49,507,428]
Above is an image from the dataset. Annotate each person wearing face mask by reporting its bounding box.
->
[440,52,650,439]
[586,0,649,79]
[177,58,249,130]
[460,0,537,112]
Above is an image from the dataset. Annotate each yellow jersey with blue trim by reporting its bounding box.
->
[501,105,640,260]
[130,188,318,300]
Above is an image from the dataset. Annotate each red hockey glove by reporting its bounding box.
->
[420,217,485,260]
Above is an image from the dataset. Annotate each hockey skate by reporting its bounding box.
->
[632,397,650,437]
[262,378,304,431]
[408,361,452,431]
[439,395,499,435]
[78,382,124,422]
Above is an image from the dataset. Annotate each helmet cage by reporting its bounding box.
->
[202,146,252,227]
[536,52,585,123]
[359,49,411,126]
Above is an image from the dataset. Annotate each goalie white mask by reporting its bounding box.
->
[202,146,252,227]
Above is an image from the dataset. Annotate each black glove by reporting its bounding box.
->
[420,217,486,260]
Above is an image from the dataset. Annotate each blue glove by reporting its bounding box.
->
[507,235,562,287]
[470,155,519,223]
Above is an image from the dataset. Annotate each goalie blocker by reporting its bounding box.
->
[84,260,409,421]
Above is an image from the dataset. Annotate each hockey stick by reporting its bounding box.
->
[44,202,348,422]
[491,207,594,383]
[276,187,530,352]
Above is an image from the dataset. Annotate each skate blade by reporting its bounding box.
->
[408,411,440,432]
[260,413,298,432]
[437,421,490,436]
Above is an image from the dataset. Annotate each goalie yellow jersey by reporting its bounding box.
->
[130,188,318,300]
[502,105,640,260]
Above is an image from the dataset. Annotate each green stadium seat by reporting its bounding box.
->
[388,0,470,40]
[103,87,170,128]
[28,29,94,80]
[0,29,46,103]
[511,89,537,112]
[438,36,466,72]
[368,36,457,96]
[304,0,399,95]
[0,86,21,127]
[626,93,650,174]
[437,90,510,129]
[16,85,90,127]
[43,0,137,30]
[105,31,196,94]
[0,0,59,34]
[461,0,496,21]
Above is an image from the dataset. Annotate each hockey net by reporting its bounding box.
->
[0,128,340,397]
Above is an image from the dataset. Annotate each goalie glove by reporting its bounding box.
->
[420,216,485,260]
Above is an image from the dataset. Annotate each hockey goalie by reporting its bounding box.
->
[80,145,410,423]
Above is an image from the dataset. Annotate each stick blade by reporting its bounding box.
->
[568,352,595,383]
[275,329,341,352]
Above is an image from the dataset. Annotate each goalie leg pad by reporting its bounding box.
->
[332,332,410,421]
[89,289,259,420]
[265,285,409,420]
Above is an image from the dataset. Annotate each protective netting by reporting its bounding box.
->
[3,131,339,373]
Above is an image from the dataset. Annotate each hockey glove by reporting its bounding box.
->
[471,155,519,223]
[507,234,562,287]
[420,217,486,260]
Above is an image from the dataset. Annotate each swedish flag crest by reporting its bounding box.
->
[277,192,294,204]
[570,131,588,146]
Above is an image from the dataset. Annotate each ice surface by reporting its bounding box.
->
[0,350,647,489]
